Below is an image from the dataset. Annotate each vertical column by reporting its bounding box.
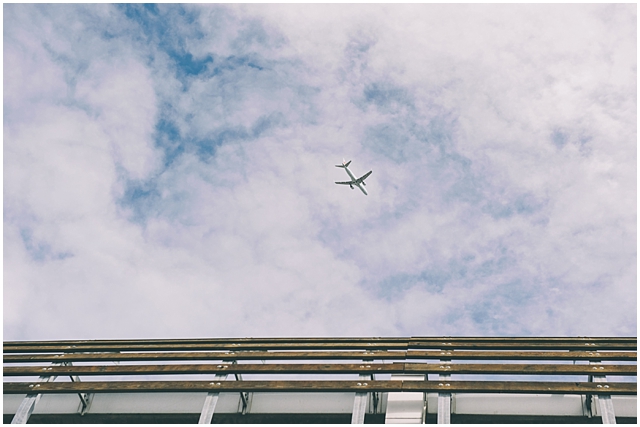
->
[574,352,592,418]
[384,374,425,424]
[198,373,229,424]
[437,360,451,424]
[351,373,371,424]
[591,361,616,424]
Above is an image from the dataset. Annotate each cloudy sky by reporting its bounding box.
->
[4,4,636,341]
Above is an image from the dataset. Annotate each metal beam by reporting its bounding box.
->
[234,370,252,415]
[198,374,228,424]
[351,374,370,424]
[64,362,94,416]
[591,361,617,424]
[3,336,636,424]
[10,364,61,424]
[10,394,42,424]
[438,360,451,424]
[4,391,636,419]
[437,390,451,424]
[385,374,425,424]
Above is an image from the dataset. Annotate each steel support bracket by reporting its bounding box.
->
[234,371,252,415]
[371,383,381,415]
[62,362,94,415]
[11,362,63,424]
[77,392,93,415]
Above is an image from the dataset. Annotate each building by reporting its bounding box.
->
[3,337,637,424]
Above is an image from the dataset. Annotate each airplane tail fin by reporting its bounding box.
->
[335,159,352,168]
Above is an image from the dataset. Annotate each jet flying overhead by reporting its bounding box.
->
[335,159,372,195]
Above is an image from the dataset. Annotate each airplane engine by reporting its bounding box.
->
[362,182,366,186]
[350,185,354,189]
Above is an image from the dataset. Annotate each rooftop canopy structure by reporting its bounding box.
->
[3,337,637,424]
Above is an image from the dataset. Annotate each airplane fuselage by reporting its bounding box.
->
[334,160,372,195]
[343,166,368,195]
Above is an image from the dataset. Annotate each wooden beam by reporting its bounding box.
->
[4,336,635,347]
[3,363,407,377]
[2,337,411,346]
[3,380,636,395]
[4,350,636,364]
[4,340,635,353]
[405,363,636,376]
[4,362,636,377]
[408,342,636,351]
[3,351,407,363]
[2,342,410,353]
[402,380,637,395]
[406,350,637,362]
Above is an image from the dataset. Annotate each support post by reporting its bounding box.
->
[11,363,61,424]
[351,373,371,424]
[438,360,452,424]
[62,362,94,415]
[11,394,44,424]
[591,361,616,424]
[198,373,229,424]
[593,379,616,424]
[234,372,252,415]
[592,368,616,424]
[371,374,380,415]
[384,374,425,424]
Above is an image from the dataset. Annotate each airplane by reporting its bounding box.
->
[335,159,372,195]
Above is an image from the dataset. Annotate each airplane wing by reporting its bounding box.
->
[355,171,372,183]
[335,181,355,185]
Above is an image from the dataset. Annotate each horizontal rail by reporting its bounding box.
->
[2,338,411,346]
[3,343,407,353]
[410,337,637,343]
[4,341,636,353]
[4,337,635,346]
[4,350,636,363]
[2,363,397,376]
[3,380,636,395]
[3,363,636,377]
[410,342,636,351]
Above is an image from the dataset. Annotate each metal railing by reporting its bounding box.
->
[4,336,637,424]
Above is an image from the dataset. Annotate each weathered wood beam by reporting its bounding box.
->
[3,380,636,395]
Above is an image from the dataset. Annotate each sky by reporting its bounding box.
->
[3,4,637,341]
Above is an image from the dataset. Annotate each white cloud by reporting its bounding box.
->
[75,58,160,180]
[4,4,636,340]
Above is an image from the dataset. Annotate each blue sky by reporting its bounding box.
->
[4,4,636,340]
